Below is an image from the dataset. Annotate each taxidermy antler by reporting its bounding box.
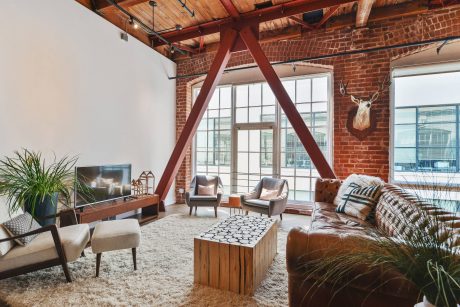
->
[339,75,391,131]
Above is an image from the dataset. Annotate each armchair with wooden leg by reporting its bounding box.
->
[240,177,289,220]
[0,211,90,282]
[185,175,223,217]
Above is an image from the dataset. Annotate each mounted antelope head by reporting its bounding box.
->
[339,76,391,131]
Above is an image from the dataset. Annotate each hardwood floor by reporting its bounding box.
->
[159,204,311,232]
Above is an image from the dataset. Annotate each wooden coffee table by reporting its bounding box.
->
[194,215,277,295]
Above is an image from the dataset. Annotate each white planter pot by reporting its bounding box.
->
[414,296,436,307]
[415,296,460,307]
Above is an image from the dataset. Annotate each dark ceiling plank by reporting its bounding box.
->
[152,0,357,46]
[355,0,376,27]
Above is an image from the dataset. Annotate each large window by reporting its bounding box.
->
[392,64,460,208]
[193,73,332,203]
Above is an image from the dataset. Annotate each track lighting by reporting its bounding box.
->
[175,24,183,31]
[128,17,139,29]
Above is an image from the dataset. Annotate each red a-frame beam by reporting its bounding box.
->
[239,26,335,179]
[154,29,238,209]
[155,3,336,207]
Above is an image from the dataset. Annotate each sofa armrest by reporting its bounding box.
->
[314,178,342,203]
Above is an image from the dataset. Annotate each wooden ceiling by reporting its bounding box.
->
[76,0,458,58]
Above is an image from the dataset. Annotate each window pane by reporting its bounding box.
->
[196,131,207,150]
[395,108,416,124]
[394,148,416,171]
[238,130,249,152]
[312,77,328,102]
[248,107,261,122]
[249,84,262,106]
[220,87,232,109]
[282,80,296,101]
[236,85,248,107]
[263,83,275,105]
[418,106,456,124]
[394,125,416,147]
[209,89,220,109]
[418,148,456,172]
[236,108,248,123]
[296,79,311,103]
[418,123,456,147]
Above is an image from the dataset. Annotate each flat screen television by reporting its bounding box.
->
[75,164,132,208]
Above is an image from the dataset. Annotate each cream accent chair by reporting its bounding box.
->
[0,209,90,282]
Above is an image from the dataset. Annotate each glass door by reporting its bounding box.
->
[233,123,277,194]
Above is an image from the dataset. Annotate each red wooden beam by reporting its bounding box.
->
[316,5,340,28]
[152,0,356,46]
[239,26,336,179]
[154,29,238,208]
[288,16,315,29]
[219,0,240,18]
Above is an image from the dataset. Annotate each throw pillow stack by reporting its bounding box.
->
[334,174,384,221]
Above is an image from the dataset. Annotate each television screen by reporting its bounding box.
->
[75,164,132,208]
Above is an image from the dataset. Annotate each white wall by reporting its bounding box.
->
[0,0,177,205]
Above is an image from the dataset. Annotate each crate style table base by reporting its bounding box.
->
[194,215,277,295]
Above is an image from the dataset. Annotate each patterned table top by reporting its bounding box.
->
[196,215,276,247]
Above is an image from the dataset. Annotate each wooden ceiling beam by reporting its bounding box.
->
[152,0,357,46]
[355,0,376,27]
[327,1,429,29]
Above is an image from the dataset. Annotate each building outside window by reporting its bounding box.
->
[392,63,460,209]
[193,73,332,203]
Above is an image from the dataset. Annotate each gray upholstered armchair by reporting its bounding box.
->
[240,177,289,220]
[185,175,223,217]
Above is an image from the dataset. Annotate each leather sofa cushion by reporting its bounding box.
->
[311,202,373,234]
[0,224,90,273]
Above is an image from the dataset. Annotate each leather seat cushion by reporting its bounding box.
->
[245,199,270,208]
[0,224,90,273]
[91,219,140,254]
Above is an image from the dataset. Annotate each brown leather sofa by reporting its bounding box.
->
[286,178,460,307]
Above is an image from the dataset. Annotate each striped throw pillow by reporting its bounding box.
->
[336,183,383,221]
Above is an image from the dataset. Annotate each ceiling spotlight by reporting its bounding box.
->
[149,0,157,7]
[133,22,139,29]
[170,45,175,54]
[128,17,139,29]
[175,24,183,31]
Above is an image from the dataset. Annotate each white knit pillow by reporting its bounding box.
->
[259,188,279,201]
[333,174,384,207]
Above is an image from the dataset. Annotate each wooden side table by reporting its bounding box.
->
[227,194,243,216]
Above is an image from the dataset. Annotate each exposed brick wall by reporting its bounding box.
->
[173,6,460,201]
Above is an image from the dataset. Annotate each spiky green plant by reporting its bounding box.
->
[300,175,460,307]
[0,149,91,218]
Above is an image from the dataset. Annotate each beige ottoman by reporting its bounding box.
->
[91,219,141,277]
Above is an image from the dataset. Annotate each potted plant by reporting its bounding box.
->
[300,181,460,307]
[0,149,86,226]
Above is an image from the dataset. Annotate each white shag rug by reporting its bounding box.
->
[0,214,289,307]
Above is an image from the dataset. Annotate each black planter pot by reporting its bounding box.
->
[24,193,59,226]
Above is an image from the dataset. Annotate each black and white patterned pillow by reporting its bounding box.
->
[336,183,383,221]
[3,212,41,245]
